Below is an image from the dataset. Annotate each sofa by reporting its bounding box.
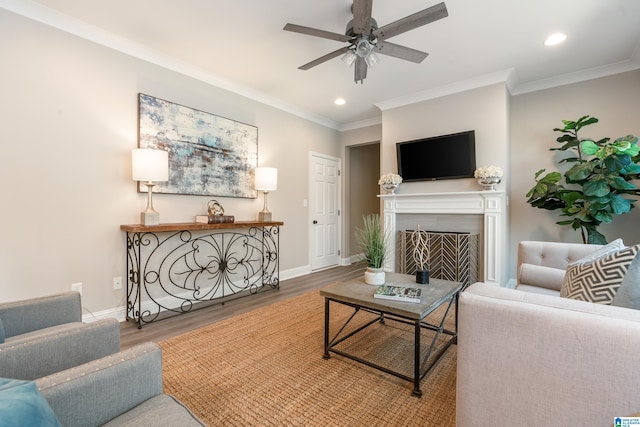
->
[457,240,640,426]
[37,342,205,426]
[0,292,120,380]
[516,240,605,296]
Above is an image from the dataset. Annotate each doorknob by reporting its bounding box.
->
[313,220,318,224]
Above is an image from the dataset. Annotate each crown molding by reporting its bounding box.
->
[0,0,340,130]
[375,69,516,112]
[337,116,382,132]
[511,60,640,96]
[3,1,638,132]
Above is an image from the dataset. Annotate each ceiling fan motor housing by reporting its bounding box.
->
[345,18,378,38]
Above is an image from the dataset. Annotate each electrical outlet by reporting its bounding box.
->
[113,276,122,290]
[71,282,83,295]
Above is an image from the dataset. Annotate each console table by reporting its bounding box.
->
[120,221,283,328]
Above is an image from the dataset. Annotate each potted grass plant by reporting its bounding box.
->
[356,214,389,285]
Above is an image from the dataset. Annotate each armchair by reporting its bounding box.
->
[37,342,205,426]
[0,292,120,380]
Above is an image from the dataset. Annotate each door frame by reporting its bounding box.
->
[309,151,342,271]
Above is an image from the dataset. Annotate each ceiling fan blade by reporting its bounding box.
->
[354,56,368,83]
[352,0,373,35]
[283,23,352,43]
[375,41,429,63]
[298,47,351,70]
[372,2,448,41]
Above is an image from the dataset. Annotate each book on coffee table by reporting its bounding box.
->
[374,285,422,303]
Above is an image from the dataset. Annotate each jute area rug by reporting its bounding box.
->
[159,289,457,426]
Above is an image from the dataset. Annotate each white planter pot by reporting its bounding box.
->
[364,267,385,285]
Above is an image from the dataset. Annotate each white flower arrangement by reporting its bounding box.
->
[378,173,403,185]
[474,165,504,179]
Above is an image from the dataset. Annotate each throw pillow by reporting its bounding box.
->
[611,252,640,310]
[560,244,640,304]
[0,378,61,427]
[575,238,625,263]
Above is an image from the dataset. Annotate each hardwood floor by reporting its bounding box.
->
[120,263,366,349]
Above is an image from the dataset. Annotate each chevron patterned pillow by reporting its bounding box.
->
[560,244,640,304]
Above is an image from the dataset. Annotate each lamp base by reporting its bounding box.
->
[141,211,160,226]
[258,211,272,222]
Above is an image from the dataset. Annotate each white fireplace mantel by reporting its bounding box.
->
[380,191,507,285]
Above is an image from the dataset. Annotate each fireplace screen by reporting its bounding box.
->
[398,230,479,290]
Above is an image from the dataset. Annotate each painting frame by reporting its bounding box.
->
[137,93,258,198]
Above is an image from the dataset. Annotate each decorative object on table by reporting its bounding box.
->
[356,214,389,285]
[411,225,430,284]
[374,285,422,303]
[138,93,258,198]
[526,115,640,244]
[132,148,169,226]
[254,167,278,222]
[195,200,235,224]
[474,165,503,191]
[378,172,402,194]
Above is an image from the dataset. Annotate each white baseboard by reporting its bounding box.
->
[82,305,127,323]
[280,265,311,281]
[85,264,314,323]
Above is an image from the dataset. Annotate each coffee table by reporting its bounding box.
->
[320,272,461,397]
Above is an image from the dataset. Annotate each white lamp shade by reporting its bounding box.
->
[255,167,278,191]
[132,149,169,182]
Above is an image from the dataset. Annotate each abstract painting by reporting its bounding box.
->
[138,93,258,198]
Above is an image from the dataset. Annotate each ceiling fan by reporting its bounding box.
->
[283,1,448,84]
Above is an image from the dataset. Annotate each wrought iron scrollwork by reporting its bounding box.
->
[125,225,280,327]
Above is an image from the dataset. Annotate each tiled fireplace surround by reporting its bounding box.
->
[380,191,508,286]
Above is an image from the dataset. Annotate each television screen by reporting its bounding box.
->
[396,130,476,182]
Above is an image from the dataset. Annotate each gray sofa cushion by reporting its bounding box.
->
[102,394,204,427]
[612,253,640,309]
[0,319,120,381]
[0,292,81,338]
[38,342,204,427]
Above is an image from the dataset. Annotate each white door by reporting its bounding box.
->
[310,153,340,270]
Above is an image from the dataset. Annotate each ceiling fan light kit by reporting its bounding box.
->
[284,1,448,83]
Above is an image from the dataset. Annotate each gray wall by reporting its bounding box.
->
[340,124,383,260]
[348,143,380,257]
[0,9,340,311]
[509,70,640,278]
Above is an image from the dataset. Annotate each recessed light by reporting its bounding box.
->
[334,98,346,106]
[544,32,567,46]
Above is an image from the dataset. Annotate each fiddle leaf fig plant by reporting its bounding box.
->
[526,115,640,245]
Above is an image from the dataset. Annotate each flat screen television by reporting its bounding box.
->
[396,130,476,182]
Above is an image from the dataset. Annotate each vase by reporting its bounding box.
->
[415,270,429,284]
[382,183,398,194]
[477,176,501,191]
[364,267,385,285]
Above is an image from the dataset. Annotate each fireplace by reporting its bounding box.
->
[399,230,480,289]
[380,191,507,285]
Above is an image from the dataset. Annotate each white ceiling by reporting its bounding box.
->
[6,0,640,129]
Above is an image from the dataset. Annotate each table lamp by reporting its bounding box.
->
[132,148,169,226]
[255,167,277,222]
